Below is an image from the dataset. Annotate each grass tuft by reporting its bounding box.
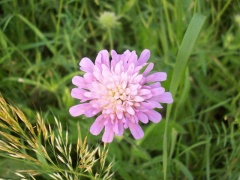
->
[0,95,113,179]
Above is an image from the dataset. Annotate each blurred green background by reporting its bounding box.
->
[0,0,240,179]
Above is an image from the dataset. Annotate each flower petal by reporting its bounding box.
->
[142,63,154,76]
[85,108,100,117]
[126,106,135,115]
[115,61,123,75]
[149,82,161,88]
[102,123,114,143]
[136,111,148,124]
[115,121,124,136]
[79,57,94,73]
[140,101,161,109]
[138,89,152,95]
[128,122,144,139]
[102,64,112,78]
[72,76,86,87]
[122,50,131,68]
[137,49,150,66]
[110,50,119,69]
[90,116,105,135]
[151,87,165,96]
[100,50,110,68]
[95,51,103,70]
[111,50,119,62]
[116,111,123,119]
[71,88,85,99]
[151,92,173,104]
[133,96,145,102]
[83,73,95,83]
[146,72,167,82]
[112,121,119,134]
[69,104,90,117]
[147,101,163,108]
[133,74,143,83]
[145,110,162,123]
[127,51,138,66]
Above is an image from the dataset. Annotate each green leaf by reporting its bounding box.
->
[169,13,206,106]
[163,13,206,180]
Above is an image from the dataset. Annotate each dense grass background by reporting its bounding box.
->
[0,0,240,179]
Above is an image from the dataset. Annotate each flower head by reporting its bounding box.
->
[98,11,120,29]
[69,49,173,143]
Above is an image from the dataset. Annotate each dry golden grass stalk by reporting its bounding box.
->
[0,94,114,179]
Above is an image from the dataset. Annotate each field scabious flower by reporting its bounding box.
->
[69,49,173,143]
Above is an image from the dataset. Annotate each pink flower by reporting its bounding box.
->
[69,49,173,143]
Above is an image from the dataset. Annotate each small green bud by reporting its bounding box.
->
[98,11,120,29]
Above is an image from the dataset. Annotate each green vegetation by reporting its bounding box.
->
[0,0,240,179]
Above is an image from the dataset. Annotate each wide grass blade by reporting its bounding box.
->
[168,13,206,103]
[174,159,194,180]
[163,13,206,180]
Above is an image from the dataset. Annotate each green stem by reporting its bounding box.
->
[108,28,113,50]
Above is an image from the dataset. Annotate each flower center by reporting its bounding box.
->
[96,72,142,120]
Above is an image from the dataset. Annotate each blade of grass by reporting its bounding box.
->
[0,29,32,66]
[168,13,206,103]
[162,0,174,45]
[16,14,55,54]
[205,137,211,180]
[174,159,194,180]
[163,13,206,180]
[54,0,63,50]
[3,77,50,92]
